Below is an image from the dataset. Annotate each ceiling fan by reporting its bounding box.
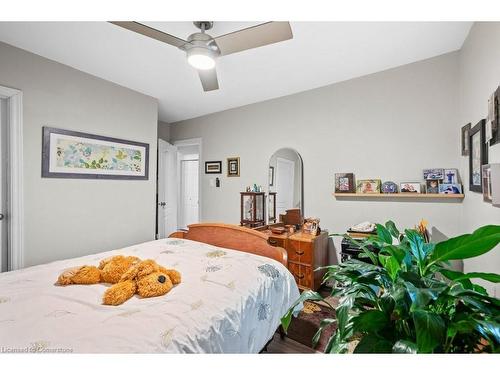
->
[109,21,293,92]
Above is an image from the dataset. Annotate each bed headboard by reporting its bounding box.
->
[169,223,288,266]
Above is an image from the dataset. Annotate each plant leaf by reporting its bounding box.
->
[441,269,500,283]
[392,340,418,353]
[352,310,389,334]
[354,334,393,353]
[376,223,393,245]
[413,310,445,353]
[385,220,400,239]
[430,225,500,265]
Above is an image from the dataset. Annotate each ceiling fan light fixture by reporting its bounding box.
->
[186,46,216,70]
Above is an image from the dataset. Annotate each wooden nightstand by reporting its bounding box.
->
[262,228,329,290]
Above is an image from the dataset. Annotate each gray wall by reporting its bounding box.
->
[0,41,158,267]
[171,52,463,265]
[158,121,171,142]
[458,22,500,296]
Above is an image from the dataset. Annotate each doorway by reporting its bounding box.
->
[156,138,201,239]
[0,98,7,271]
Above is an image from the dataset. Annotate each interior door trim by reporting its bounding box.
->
[0,85,24,270]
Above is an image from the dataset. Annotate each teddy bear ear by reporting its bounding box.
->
[120,264,139,281]
[136,260,160,278]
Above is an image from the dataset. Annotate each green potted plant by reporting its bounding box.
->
[281,222,500,353]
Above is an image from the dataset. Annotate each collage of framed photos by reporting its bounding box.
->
[335,168,463,195]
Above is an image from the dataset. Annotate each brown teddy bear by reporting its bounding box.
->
[56,256,181,306]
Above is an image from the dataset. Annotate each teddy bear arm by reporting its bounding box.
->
[158,266,181,285]
[56,266,101,286]
[102,280,137,306]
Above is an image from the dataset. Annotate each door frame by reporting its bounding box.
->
[173,138,202,224]
[0,85,24,270]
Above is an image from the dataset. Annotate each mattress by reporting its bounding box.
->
[0,238,300,353]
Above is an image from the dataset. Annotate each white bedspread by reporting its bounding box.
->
[0,238,300,353]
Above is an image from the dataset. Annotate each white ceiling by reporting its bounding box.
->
[0,22,472,123]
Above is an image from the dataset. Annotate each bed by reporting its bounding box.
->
[0,223,300,353]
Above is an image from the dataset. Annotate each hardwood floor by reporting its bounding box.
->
[262,333,316,354]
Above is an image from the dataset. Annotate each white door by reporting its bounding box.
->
[0,98,7,272]
[157,139,178,238]
[275,157,295,217]
[179,159,199,228]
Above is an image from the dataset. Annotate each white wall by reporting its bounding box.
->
[458,22,500,296]
[171,52,463,264]
[158,121,171,142]
[0,41,158,267]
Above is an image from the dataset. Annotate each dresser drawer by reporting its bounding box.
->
[267,236,286,248]
[288,262,313,289]
[287,239,313,264]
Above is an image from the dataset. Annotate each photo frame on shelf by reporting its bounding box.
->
[469,119,488,193]
[227,157,240,177]
[356,179,381,194]
[205,161,222,174]
[400,182,422,193]
[41,126,149,180]
[335,173,355,193]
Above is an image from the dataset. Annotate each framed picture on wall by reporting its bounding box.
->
[469,119,488,192]
[41,126,149,180]
[205,161,222,174]
[490,86,500,146]
[461,123,471,156]
[227,157,240,177]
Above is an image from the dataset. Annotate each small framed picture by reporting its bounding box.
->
[423,168,444,180]
[426,180,440,194]
[205,161,222,174]
[469,119,488,193]
[482,164,493,203]
[356,179,381,194]
[269,166,274,186]
[400,182,421,193]
[227,157,240,177]
[439,183,462,194]
[335,173,355,193]
[461,123,471,156]
[443,169,458,184]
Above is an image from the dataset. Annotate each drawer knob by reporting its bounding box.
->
[269,239,277,245]
[296,273,305,279]
[296,250,304,255]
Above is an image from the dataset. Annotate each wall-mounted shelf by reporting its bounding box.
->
[333,193,464,200]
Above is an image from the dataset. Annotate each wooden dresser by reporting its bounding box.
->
[260,229,329,290]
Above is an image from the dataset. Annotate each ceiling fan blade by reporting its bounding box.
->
[109,21,188,49]
[214,22,292,56]
[198,69,219,91]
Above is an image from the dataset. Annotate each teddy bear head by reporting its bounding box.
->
[121,259,174,298]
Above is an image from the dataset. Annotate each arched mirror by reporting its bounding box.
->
[268,148,303,224]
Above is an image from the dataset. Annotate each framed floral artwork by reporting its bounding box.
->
[42,126,149,180]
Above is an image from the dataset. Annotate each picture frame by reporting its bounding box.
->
[423,168,444,180]
[335,173,355,193]
[269,166,274,186]
[426,180,439,194]
[461,123,471,156]
[205,161,222,174]
[469,119,488,193]
[439,183,462,195]
[356,179,381,194]
[489,86,499,146]
[42,126,149,180]
[227,157,240,177]
[482,164,493,203]
[400,182,422,193]
[443,169,459,184]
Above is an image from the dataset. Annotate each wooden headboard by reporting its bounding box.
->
[169,223,288,266]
